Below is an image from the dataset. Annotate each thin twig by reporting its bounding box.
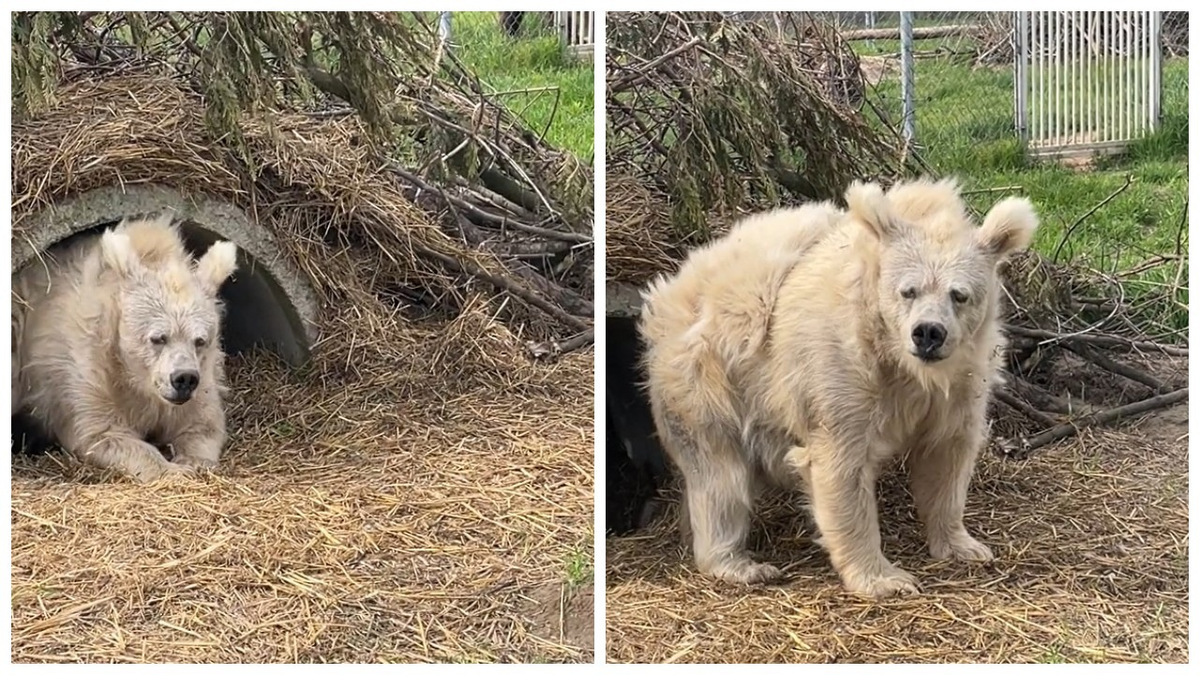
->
[1062,342,1169,393]
[610,36,704,94]
[961,184,1023,196]
[1115,253,1184,278]
[526,329,594,359]
[414,245,590,333]
[1051,174,1134,263]
[997,388,1188,459]
[994,389,1059,428]
[1004,324,1188,357]
[389,163,590,244]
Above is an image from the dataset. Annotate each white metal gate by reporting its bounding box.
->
[554,11,594,56]
[1015,11,1163,158]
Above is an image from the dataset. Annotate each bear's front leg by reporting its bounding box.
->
[63,426,195,483]
[806,434,919,599]
[907,424,994,564]
[168,410,226,471]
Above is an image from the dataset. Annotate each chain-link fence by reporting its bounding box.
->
[835,12,1020,169]
[439,11,594,52]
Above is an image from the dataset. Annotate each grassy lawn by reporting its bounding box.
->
[446,11,594,162]
[858,36,1188,335]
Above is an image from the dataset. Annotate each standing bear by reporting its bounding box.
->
[639,177,1039,598]
[12,213,239,482]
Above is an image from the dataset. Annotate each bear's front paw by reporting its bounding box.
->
[130,459,198,483]
[702,556,785,586]
[173,455,219,471]
[929,532,994,563]
[841,563,920,599]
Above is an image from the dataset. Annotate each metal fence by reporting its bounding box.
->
[1016,11,1163,159]
[844,12,1022,159]
[439,11,594,56]
[554,11,595,53]
[753,11,1185,167]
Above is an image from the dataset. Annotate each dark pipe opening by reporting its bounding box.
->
[606,314,670,537]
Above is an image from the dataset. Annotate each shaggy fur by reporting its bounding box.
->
[639,177,1039,598]
[12,214,239,482]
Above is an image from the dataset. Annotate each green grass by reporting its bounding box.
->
[563,543,593,588]
[861,44,1188,334]
[448,12,594,161]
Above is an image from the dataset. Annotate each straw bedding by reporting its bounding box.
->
[11,72,594,664]
[606,401,1188,664]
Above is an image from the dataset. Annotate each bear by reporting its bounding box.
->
[12,213,239,482]
[638,177,1039,598]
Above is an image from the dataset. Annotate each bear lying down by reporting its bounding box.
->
[12,214,239,482]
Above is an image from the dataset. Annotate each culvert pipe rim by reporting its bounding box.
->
[12,184,321,367]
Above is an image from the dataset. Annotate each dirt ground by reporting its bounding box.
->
[11,350,595,664]
[606,405,1188,664]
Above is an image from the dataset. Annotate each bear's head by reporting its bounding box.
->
[99,217,238,406]
[845,178,1039,381]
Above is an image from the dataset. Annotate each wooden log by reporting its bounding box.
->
[996,388,1189,459]
[840,24,979,41]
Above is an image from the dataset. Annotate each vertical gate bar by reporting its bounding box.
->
[1075,9,1084,141]
[900,12,916,145]
[1016,12,1029,143]
[1147,10,1156,128]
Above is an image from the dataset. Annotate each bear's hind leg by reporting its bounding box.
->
[679,429,782,586]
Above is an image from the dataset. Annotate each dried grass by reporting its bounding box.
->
[11,66,594,663]
[12,73,589,342]
[606,406,1188,664]
[605,11,914,265]
[13,349,594,663]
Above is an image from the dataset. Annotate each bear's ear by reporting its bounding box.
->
[100,229,140,277]
[194,240,238,294]
[845,180,898,242]
[977,197,1039,261]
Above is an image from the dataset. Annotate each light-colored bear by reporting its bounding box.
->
[639,177,1039,598]
[12,214,238,482]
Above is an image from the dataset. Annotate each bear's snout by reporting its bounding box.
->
[168,369,201,403]
[911,322,947,361]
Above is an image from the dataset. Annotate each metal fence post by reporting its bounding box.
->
[1015,12,1029,142]
[899,12,916,145]
[1150,11,1163,129]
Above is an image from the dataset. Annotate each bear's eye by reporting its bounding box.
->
[900,287,918,300]
[150,334,168,346]
[194,337,208,349]
[951,289,970,304]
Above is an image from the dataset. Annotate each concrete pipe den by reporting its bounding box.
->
[11,184,320,367]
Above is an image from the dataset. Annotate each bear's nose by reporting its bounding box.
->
[911,322,947,354]
[171,370,200,395]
